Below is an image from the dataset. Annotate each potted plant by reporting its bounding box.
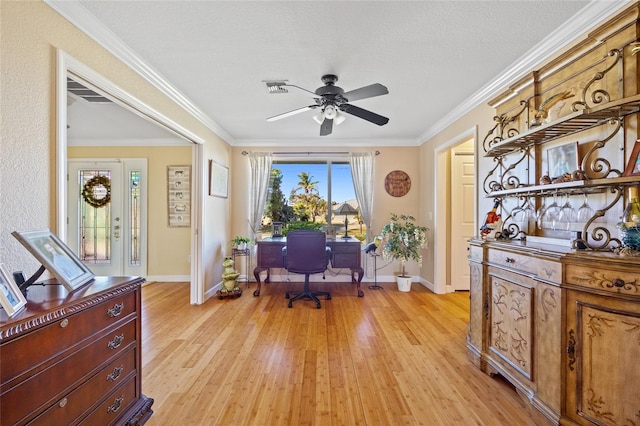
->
[231,236,252,250]
[380,213,429,292]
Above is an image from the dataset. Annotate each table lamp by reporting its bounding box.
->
[333,203,358,239]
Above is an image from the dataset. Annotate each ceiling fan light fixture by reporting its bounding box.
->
[324,104,337,119]
[312,105,346,126]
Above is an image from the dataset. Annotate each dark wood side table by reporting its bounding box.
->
[253,237,364,297]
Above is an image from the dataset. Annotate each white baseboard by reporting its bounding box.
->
[205,281,222,301]
[145,275,190,282]
[418,277,436,293]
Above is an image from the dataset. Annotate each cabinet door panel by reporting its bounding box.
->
[566,291,640,426]
[489,275,533,379]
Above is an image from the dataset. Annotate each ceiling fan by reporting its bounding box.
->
[266,74,389,136]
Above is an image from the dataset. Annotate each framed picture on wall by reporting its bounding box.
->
[11,229,95,292]
[168,165,191,227]
[209,160,229,198]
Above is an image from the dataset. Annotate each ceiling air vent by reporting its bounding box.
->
[263,80,289,94]
[67,77,112,103]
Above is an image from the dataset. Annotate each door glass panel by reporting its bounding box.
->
[130,170,141,266]
[79,169,111,264]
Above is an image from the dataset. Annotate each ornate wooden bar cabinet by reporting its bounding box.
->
[468,4,640,425]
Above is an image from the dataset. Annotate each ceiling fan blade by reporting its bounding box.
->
[320,118,333,136]
[341,104,389,126]
[266,105,316,122]
[342,83,388,102]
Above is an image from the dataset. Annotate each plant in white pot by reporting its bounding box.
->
[231,236,252,250]
[380,213,429,292]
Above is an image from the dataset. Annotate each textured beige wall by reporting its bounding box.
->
[68,145,192,276]
[1,1,229,293]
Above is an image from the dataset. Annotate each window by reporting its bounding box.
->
[263,160,365,239]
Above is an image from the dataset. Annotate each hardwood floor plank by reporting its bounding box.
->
[141,282,535,425]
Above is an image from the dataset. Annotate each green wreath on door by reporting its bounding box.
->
[82,175,111,208]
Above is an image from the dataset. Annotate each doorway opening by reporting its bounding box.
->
[434,127,478,293]
[57,51,204,303]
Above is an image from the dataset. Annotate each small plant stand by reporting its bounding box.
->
[232,247,251,287]
[368,252,383,290]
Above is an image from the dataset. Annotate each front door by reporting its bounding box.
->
[68,161,123,276]
[67,159,146,277]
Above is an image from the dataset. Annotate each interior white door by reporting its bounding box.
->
[68,161,124,276]
[450,146,475,291]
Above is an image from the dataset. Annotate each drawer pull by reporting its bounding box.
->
[107,365,124,382]
[58,397,68,408]
[612,278,625,288]
[107,334,125,350]
[107,303,124,317]
[567,329,576,371]
[505,257,515,264]
[60,319,69,328]
[107,395,124,414]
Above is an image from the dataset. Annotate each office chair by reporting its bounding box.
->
[282,230,332,308]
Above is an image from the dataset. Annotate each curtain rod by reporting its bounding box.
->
[241,150,380,156]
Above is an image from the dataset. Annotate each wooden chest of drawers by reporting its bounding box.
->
[0,276,153,425]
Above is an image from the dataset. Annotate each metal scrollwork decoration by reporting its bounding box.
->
[580,118,623,179]
[82,175,111,208]
[482,100,528,152]
[571,49,621,111]
[483,157,505,194]
[572,186,623,251]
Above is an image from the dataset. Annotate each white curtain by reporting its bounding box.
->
[248,152,273,239]
[350,152,375,242]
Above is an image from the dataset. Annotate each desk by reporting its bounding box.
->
[253,237,364,297]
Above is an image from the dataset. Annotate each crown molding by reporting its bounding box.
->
[68,138,190,147]
[46,0,632,148]
[417,0,634,144]
[45,0,234,145]
[233,138,419,148]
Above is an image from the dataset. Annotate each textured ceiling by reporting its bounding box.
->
[56,1,616,146]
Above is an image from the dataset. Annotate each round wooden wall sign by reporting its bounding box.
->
[384,170,411,197]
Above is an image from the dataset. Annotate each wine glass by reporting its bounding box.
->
[541,192,561,229]
[536,196,548,229]
[511,199,526,223]
[557,194,577,230]
[576,193,595,223]
[523,196,536,222]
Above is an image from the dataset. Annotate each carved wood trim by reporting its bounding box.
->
[0,279,142,341]
[570,271,640,295]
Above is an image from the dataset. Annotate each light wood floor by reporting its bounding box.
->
[141,281,536,425]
